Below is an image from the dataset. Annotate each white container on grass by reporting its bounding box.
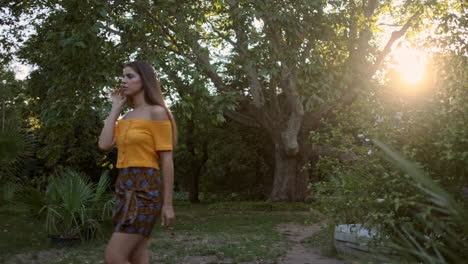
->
[334,224,395,263]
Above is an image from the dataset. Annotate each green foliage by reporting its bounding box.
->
[173,117,271,200]
[375,140,468,264]
[15,168,113,239]
[313,162,419,226]
[199,122,271,198]
[0,67,35,184]
[0,119,35,183]
[309,7,467,261]
[305,224,337,258]
[2,0,464,205]
[0,181,17,204]
[311,45,467,225]
[9,0,127,176]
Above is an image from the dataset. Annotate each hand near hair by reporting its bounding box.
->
[111,88,127,111]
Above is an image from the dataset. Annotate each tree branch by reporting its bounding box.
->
[189,39,232,93]
[261,16,306,155]
[348,0,358,51]
[143,8,232,94]
[206,19,236,47]
[228,1,266,108]
[280,68,304,156]
[267,78,281,119]
[373,11,421,71]
[364,0,378,18]
[302,80,359,131]
[304,7,422,132]
[224,109,260,127]
[346,0,378,74]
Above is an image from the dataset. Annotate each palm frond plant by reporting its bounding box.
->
[45,168,94,238]
[374,139,468,264]
[16,167,114,244]
[0,118,35,184]
[85,171,114,239]
[0,68,35,185]
[0,181,17,204]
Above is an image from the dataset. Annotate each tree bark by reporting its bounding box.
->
[268,142,309,202]
[191,141,208,203]
[186,118,200,203]
[189,168,200,203]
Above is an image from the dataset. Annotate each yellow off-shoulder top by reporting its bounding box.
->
[114,119,173,170]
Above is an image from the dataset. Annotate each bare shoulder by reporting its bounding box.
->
[150,105,170,121]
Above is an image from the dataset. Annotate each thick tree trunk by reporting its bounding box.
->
[186,119,200,204]
[268,143,308,202]
[189,169,200,203]
[190,142,208,203]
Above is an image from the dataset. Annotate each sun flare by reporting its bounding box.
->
[392,43,427,84]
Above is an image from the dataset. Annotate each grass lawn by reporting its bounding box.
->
[0,201,318,264]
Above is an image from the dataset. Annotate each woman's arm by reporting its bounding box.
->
[150,104,175,227]
[98,108,120,151]
[159,150,175,227]
[98,88,126,151]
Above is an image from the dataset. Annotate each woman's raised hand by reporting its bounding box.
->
[111,88,127,110]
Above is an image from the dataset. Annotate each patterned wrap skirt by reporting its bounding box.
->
[112,167,163,237]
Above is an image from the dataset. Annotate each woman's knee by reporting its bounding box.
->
[105,232,145,264]
[104,255,121,264]
[105,244,130,264]
[129,238,149,264]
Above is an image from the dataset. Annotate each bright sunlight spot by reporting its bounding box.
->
[391,42,428,84]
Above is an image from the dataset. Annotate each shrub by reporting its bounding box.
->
[16,168,114,240]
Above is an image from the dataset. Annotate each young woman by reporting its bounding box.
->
[98,60,177,264]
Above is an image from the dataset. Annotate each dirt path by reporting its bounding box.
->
[276,222,348,264]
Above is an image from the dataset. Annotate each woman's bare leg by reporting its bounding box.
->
[105,232,146,264]
[129,238,149,264]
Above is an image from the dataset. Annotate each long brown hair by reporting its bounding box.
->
[124,60,178,148]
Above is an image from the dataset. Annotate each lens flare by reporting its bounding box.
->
[392,44,427,84]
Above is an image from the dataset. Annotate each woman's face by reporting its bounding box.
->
[122,66,143,97]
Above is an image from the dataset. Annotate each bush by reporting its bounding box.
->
[376,140,468,263]
[16,167,114,240]
[309,50,467,262]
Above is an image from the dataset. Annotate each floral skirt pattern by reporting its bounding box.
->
[112,167,162,237]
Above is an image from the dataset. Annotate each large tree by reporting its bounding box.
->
[3,0,449,201]
[107,0,434,201]
[2,0,129,179]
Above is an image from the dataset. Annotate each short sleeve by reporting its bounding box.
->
[150,121,173,151]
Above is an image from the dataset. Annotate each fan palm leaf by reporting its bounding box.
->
[0,119,35,183]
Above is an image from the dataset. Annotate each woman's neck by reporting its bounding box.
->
[130,90,148,110]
